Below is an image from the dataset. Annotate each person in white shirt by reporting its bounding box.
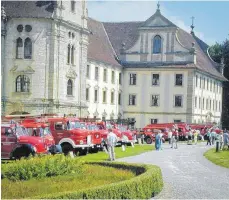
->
[168,129,173,145]
[106,128,118,161]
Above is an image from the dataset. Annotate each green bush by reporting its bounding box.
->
[1,155,83,181]
[33,162,163,199]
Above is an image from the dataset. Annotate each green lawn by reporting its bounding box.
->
[2,164,135,199]
[204,148,229,168]
[80,144,155,162]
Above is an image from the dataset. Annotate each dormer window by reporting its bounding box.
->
[152,35,162,54]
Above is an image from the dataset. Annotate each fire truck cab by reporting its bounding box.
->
[47,117,93,156]
[1,122,48,159]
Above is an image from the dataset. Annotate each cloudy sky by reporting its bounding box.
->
[87,1,229,46]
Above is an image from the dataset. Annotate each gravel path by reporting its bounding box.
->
[118,143,229,199]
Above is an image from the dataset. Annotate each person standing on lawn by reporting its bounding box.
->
[106,128,118,161]
[223,130,229,150]
[219,131,224,150]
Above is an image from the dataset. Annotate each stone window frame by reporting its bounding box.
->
[152,35,162,54]
[150,119,158,124]
[129,94,137,106]
[174,95,183,107]
[129,73,137,85]
[152,73,160,86]
[67,79,73,96]
[71,0,76,13]
[15,37,34,60]
[15,75,30,93]
[175,73,183,87]
[150,94,160,107]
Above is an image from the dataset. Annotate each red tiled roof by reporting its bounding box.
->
[87,18,121,67]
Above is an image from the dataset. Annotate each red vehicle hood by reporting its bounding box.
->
[122,131,133,140]
[18,135,44,143]
[71,129,90,136]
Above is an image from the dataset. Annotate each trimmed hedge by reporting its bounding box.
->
[1,155,83,181]
[32,162,163,199]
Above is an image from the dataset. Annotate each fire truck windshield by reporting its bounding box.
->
[40,127,51,136]
[15,126,29,137]
[80,123,86,130]
[70,121,81,129]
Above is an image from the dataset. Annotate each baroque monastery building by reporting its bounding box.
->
[1,1,226,128]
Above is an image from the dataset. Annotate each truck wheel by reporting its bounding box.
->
[79,149,88,156]
[13,147,34,160]
[145,137,152,144]
[92,147,99,153]
[61,143,73,156]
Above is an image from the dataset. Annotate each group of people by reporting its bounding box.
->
[206,129,229,150]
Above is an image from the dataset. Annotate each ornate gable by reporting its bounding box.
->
[140,9,176,28]
[66,67,77,79]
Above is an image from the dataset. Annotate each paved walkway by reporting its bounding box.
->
[118,143,229,199]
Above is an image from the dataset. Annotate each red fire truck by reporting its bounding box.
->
[1,122,48,159]
[21,118,62,154]
[46,117,93,156]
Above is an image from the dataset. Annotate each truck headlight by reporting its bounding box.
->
[80,140,83,145]
[33,146,37,152]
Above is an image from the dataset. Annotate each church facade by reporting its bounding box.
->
[1,1,226,128]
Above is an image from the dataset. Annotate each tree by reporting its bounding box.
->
[209,39,229,129]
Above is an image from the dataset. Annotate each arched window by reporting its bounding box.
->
[16,75,30,92]
[24,38,32,59]
[16,38,23,59]
[67,44,71,64]
[152,35,162,54]
[67,79,73,95]
[71,45,75,65]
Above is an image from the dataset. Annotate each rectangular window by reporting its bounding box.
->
[151,119,158,124]
[152,74,160,86]
[111,92,114,104]
[214,81,216,92]
[174,120,182,123]
[94,89,98,102]
[196,75,198,87]
[216,100,218,111]
[203,98,205,110]
[210,80,212,91]
[118,93,121,105]
[209,100,211,110]
[203,78,205,89]
[95,67,99,80]
[71,0,76,12]
[199,97,201,109]
[175,95,182,107]
[129,73,136,85]
[103,69,107,82]
[86,88,89,101]
[206,99,208,110]
[217,83,219,93]
[103,91,107,103]
[111,71,115,84]
[207,79,209,90]
[151,95,159,106]
[86,65,90,78]
[129,94,136,105]
[200,76,202,88]
[219,101,221,111]
[195,96,197,108]
[213,100,215,111]
[175,74,183,86]
[119,73,122,85]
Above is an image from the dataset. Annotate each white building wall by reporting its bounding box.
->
[122,68,189,128]
[86,60,123,119]
[193,72,222,125]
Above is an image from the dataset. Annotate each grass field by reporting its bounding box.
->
[204,148,229,168]
[80,144,155,162]
[2,164,135,199]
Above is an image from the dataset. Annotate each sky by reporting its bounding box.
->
[87,1,229,46]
